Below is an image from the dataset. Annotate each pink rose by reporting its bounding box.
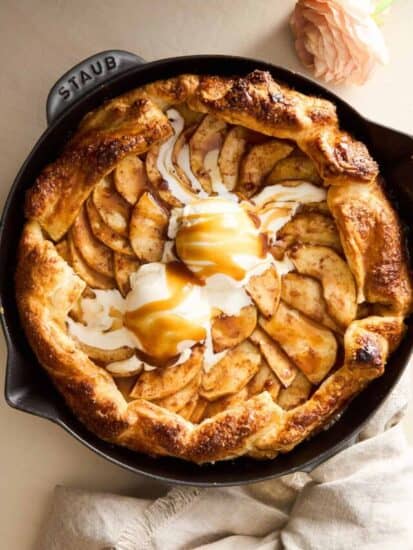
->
[290,0,389,85]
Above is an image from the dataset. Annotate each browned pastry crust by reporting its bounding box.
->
[17,71,412,463]
[25,99,173,240]
[328,180,412,316]
[26,72,379,240]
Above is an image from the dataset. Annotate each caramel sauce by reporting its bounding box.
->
[124,262,206,360]
[108,307,123,331]
[175,208,266,281]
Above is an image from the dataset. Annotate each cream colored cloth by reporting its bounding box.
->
[37,368,413,550]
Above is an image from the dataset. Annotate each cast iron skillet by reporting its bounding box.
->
[1,51,413,486]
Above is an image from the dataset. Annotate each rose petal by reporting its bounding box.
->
[290,0,389,85]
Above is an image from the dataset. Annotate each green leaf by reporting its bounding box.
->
[374,0,395,16]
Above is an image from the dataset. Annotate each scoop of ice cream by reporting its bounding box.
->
[174,198,266,281]
[124,262,210,360]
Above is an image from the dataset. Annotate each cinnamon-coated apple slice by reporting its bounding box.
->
[68,233,115,290]
[202,387,249,419]
[211,305,257,353]
[113,252,139,297]
[189,114,228,193]
[281,272,342,333]
[289,245,357,328]
[129,191,169,262]
[200,340,260,401]
[92,177,131,237]
[105,356,143,378]
[259,301,337,384]
[275,212,342,255]
[75,339,135,364]
[154,372,201,413]
[86,197,135,256]
[218,126,250,191]
[130,346,203,401]
[171,124,203,194]
[247,360,281,400]
[217,126,265,190]
[145,144,183,207]
[237,139,294,197]
[276,371,312,410]
[189,396,209,424]
[177,393,200,420]
[249,327,297,387]
[266,151,322,185]
[113,155,147,205]
[245,265,280,318]
[70,205,114,278]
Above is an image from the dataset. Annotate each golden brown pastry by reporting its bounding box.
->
[16,71,411,464]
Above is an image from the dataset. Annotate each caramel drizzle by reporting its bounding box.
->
[175,209,266,281]
[124,262,206,360]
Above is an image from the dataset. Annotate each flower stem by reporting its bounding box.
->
[374,0,395,16]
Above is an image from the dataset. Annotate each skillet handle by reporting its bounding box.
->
[46,50,145,125]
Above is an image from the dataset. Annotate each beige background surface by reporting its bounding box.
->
[0,1,412,548]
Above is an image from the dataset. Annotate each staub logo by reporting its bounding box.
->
[58,55,118,101]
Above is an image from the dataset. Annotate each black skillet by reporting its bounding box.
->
[1,50,413,486]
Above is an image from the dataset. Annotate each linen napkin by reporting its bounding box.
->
[37,365,413,550]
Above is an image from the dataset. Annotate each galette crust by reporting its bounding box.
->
[17,71,411,463]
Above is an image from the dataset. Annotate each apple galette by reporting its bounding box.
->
[16,71,412,463]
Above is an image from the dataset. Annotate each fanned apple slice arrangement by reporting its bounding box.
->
[58,105,359,424]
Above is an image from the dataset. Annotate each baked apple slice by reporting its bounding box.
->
[259,301,337,384]
[200,340,261,400]
[189,397,209,424]
[249,327,297,387]
[211,305,257,352]
[248,360,281,400]
[130,346,203,401]
[105,356,143,378]
[217,126,265,191]
[177,393,200,420]
[175,103,204,126]
[266,151,322,185]
[129,191,169,262]
[68,233,115,290]
[113,253,139,297]
[289,245,357,328]
[202,387,249,419]
[92,177,131,237]
[70,205,114,278]
[154,372,201,413]
[75,339,135,364]
[275,212,342,255]
[281,272,342,332]
[245,265,280,318]
[189,114,228,193]
[276,371,312,410]
[237,139,293,197]
[145,144,183,207]
[218,126,249,190]
[171,125,202,193]
[86,197,135,256]
[113,155,147,205]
